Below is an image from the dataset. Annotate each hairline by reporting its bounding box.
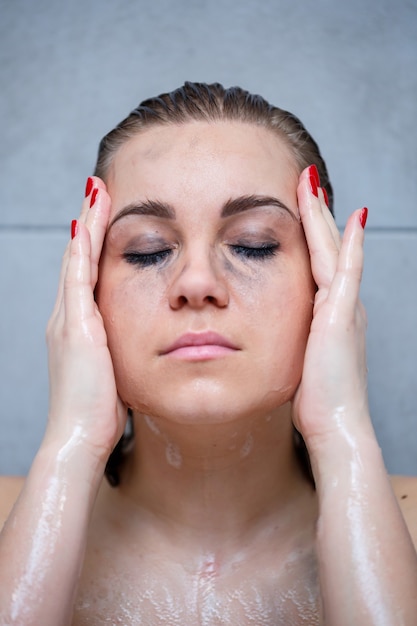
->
[103,118,302,186]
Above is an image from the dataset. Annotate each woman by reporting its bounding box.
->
[0,82,416,625]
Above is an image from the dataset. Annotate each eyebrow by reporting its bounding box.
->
[109,194,297,229]
[221,195,296,220]
[109,199,176,228]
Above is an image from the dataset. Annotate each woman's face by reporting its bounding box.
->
[96,121,315,423]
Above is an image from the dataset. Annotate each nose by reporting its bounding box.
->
[168,248,229,310]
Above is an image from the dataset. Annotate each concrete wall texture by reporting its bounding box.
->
[0,0,416,475]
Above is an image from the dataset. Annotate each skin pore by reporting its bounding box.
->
[74,122,321,623]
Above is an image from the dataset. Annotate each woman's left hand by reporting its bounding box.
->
[292,165,372,453]
[293,167,417,626]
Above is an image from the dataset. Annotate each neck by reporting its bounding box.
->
[116,403,314,546]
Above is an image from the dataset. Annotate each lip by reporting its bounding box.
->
[160,331,240,361]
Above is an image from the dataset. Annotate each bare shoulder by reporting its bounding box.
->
[391,475,417,549]
[0,476,25,529]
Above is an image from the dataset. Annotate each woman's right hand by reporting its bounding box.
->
[45,177,127,467]
[0,179,126,626]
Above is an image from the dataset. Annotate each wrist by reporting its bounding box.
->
[37,428,107,491]
[306,419,384,491]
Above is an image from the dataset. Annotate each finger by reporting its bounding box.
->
[47,240,71,331]
[64,221,97,326]
[79,177,96,224]
[83,177,111,287]
[298,166,341,288]
[319,188,342,250]
[325,207,367,321]
[49,177,105,325]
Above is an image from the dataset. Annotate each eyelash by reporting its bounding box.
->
[123,244,279,268]
[230,244,279,260]
[123,249,172,267]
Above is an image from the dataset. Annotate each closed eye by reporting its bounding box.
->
[123,249,172,267]
[230,244,279,260]
[123,243,279,267]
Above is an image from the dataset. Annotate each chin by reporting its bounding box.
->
[122,375,298,426]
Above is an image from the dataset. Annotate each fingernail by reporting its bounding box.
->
[85,177,93,197]
[309,164,320,187]
[90,188,98,208]
[322,187,329,207]
[359,207,368,229]
[309,170,318,197]
[71,219,78,239]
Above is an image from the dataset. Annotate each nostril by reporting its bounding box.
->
[168,265,229,310]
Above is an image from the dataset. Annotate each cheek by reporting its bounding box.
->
[234,253,314,323]
[254,264,315,364]
[96,275,162,408]
[267,289,313,351]
[95,267,165,361]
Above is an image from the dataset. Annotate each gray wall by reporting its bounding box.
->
[1,0,416,475]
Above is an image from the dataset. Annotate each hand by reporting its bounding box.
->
[292,166,371,452]
[45,177,127,465]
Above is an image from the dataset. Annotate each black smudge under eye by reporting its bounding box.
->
[221,243,280,281]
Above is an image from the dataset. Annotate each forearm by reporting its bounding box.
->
[0,435,105,626]
[311,425,417,626]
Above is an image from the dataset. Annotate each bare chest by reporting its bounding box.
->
[73,548,321,625]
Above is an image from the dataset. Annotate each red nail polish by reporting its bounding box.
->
[309,171,318,198]
[85,177,93,197]
[90,188,98,208]
[322,187,329,207]
[359,207,368,229]
[71,220,78,239]
[309,164,320,188]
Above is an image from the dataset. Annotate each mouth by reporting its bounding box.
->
[160,331,240,361]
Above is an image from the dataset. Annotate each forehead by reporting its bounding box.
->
[107,121,299,213]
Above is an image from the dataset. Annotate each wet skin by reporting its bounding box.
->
[96,121,316,426]
[78,121,322,625]
[1,115,417,626]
